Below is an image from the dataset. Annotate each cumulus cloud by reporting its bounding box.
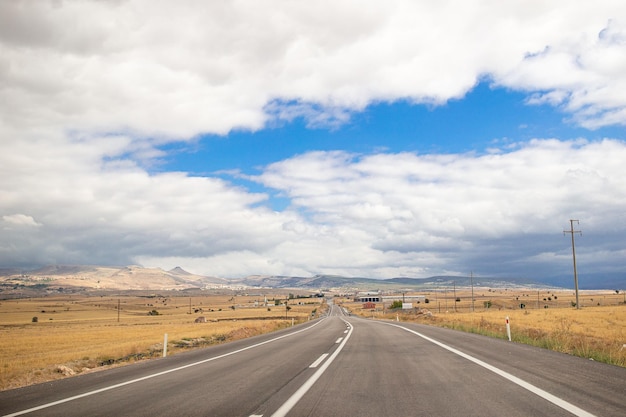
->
[1,0,625,142]
[254,139,626,277]
[1,128,625,278]
[2,214,41,228]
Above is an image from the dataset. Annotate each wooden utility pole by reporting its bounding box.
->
[564,220,582,309]
[470,272,475,312]
[453,281,456,312]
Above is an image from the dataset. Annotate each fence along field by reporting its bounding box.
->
[0,293,324,390]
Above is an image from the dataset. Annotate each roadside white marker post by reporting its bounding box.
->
[292,318,294,326]
[505,317,511,341]
[163,333,168,357]
[396,313,399,322]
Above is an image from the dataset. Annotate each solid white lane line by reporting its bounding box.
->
[271,321,353,417]
[383,322,597,417]
[2,319,328,417]
[309,353,329,368]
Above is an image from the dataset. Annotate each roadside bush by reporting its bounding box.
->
[32,316,38,323]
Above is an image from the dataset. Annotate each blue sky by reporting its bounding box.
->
[166,82,621,174]
[1,1,625,286]
[163,82,623,212]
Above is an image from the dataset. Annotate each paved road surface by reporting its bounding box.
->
[1,303,624,416]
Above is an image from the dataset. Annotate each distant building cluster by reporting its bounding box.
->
[355,291,426,307]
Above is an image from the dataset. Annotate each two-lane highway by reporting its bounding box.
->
[1,303,624,416]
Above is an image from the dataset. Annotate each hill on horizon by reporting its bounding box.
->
[0,264,227,294]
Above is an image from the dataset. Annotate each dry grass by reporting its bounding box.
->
[343,289,626,367]
[0,294,323,390]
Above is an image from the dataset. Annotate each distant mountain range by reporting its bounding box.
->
[233,274,556,290]
[0,265,623,295]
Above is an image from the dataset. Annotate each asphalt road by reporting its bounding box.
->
[1,303,624,416]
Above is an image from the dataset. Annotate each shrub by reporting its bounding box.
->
[148,309,160,316]
[32,316,38,323]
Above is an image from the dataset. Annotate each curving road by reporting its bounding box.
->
[1,303,624,416]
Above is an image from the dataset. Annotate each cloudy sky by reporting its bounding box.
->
[1,1,625,284]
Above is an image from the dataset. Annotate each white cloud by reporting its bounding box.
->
[253,139,626,277]
[1,0,625,142]
[110,139,626,279]
[2,214,41,228]
[1,131,624,278]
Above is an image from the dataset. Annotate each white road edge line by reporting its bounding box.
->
[2,319,328,417]
[382,322,597,417]
[309,353,329,368]
[271,321,353,417]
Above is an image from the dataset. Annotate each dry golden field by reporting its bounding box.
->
[343,289,626,367]
[0,293,323,391]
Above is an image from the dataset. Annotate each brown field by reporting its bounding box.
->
[342,289,626,367]
[2,288,624,391]
[0,293,324,391]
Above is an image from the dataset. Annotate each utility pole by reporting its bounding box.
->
[537,289,540,310]
[453,281,457,312]
[470,272,475,312]
[564,219,582,309]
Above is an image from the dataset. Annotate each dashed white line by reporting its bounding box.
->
[309,353,329,368]
[271,321,353,417]
[335,337,343,344]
